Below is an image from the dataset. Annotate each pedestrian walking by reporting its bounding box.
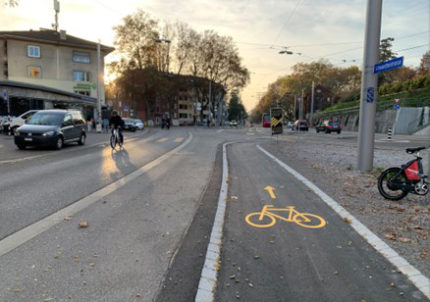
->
[102,118,109,133]
[87,118,93,132]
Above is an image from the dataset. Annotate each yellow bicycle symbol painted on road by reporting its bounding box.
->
[245,205,326,229]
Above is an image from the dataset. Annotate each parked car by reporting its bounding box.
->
[123,118,138,132]
[10,110,39,135]
[229,120,238,127]
[316,120,342,134]
[133,119,144,130]
[0,116,12,134]
[293,119,309,131]
[14,109,86,150]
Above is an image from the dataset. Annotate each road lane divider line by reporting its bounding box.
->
[256,145,430,299]
[157,137,169,143]
[0,129,150,165]
[195,142,230,302]
[0,133,193,258]
[174,137,184,143]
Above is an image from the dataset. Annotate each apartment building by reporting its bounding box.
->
[0,29,114,117]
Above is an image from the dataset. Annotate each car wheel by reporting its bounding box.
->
[316,129,319,133]
[337,130,341,134]
[55,137,63,150]
[78,133,86,145]
[17,144,26,150]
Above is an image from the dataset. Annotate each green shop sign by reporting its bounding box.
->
[73,83,97,91]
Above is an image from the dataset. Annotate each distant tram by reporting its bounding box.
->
[262,113,271,127]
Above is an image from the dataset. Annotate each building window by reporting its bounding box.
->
[73,51,90,64]
[179,113,188,118]
[27,66,41,78]
[27,45,40,58]
[179,104,188,110]
[73,71,90,82]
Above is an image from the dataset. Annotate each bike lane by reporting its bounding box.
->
[215,142,428,302]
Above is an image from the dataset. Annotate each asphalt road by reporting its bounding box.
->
[216,141,427,302]
[0,127,244,302]
[0,126,428,301]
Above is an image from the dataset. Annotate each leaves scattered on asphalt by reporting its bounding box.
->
[344,217,352,224]
[79,221,88,228]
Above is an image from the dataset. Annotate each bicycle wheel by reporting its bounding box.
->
[293,213,326,229]
[110,134,117,149]
[377,167,408,200]
[245,212,276,228]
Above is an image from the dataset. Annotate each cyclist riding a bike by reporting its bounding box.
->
[109,111,124,144]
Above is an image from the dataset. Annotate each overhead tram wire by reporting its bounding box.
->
[270,0,305,47]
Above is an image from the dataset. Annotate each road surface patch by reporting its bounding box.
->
[174,137,185,143]
[257,144,430,299]
[0,133,193,257]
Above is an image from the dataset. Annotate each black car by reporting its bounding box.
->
[316,120,342,134]
[14,110,86,150]
[123,118,138,132]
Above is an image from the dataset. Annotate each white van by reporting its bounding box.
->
[10,110,39,135]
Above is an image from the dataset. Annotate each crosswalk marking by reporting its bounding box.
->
[157,137,169,143]
[174,137,184,143]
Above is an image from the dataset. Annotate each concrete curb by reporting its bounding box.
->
[257,144,430,299]
[195,142,229,302]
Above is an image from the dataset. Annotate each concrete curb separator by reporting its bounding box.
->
[0,132,193,257]
[195,142,229,302]
[257,144,430,299]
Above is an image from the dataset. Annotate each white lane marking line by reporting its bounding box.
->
[376,139,410,143]
[257,145,430,299]
[246,132,255,136]
[216,129,224,133]
[195,142,229,302]
[157,137,169,143]
[0,130,150,165]
[174,137,184,143]
[0,133,193,257]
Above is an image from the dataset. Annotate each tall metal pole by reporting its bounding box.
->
[357,0,383,172]
[310,81,315,127]
[299,89,304,120]
[293,95,297,120]
[96,42,102,133]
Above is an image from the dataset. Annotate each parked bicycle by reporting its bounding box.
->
[245,205,326,229]
[378,146,429,200]
[110,127,123,150]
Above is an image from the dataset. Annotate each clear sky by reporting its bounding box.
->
[1,0,429,111]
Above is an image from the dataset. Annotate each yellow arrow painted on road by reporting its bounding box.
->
[264,186,277,199]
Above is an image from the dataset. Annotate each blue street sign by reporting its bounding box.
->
[2,89,7,100]
[374,56,404,74]
[393,104,400,110]
[366,87,375,103]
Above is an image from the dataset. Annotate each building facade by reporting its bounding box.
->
[0,29,113,117]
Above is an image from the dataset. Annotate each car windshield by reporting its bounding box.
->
[27,112,63,126]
